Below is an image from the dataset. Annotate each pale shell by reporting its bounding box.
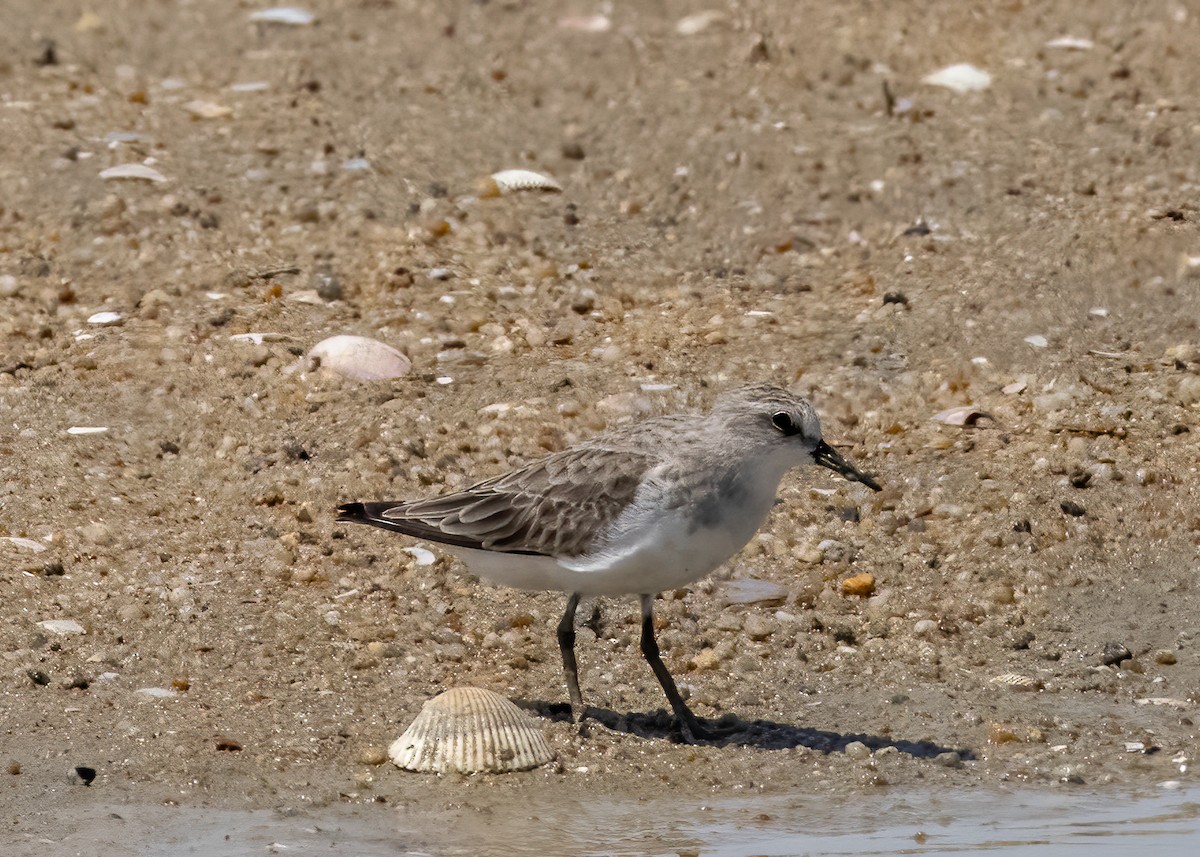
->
[990,673,1042,691]
[479,169,562,198]
[249,7,316,26]
[922,63,992,93]
[389,687,554,774]
[932,406,989,426]
[99,164,169,183]
[306,335,411,381]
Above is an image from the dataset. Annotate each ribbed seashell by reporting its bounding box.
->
[990,673,1042,691]
[389,687,554,774]
[478,169,562,198]
[305,335,411,381]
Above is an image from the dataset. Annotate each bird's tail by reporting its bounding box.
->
[335,501,413,533]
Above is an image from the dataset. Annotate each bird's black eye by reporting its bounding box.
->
[771,411,800,436]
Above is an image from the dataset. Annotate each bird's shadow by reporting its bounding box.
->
[514,699,974,759]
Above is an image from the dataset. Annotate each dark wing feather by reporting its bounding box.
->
[337,443,650,557]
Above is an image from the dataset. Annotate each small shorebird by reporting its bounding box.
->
[338,384,880,741]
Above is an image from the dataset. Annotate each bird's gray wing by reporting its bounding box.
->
[339,442,652,557]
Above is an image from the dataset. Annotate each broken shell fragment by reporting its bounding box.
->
[720,578,789,605]
[990,673,1042,691]
[922,63,992,93]
[932,406,990,426]
[38,619,86,635]
[249,7,316,26]
[87,311,123,326]
[305,335,411,381]
[183,99,232,119]
[390,687,554,774]
[478,169,562,198]
[676,10,728,35]
[99,164,168,183]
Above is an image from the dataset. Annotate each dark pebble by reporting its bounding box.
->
[882,291,909,305]
[26,669,50,686]
[562,141,585,160]
[1010,630,1035,650]
[314,270,342,301]
[1101,641,1132,666]
[73,766,96,786]
[1068,469,1092,489]
[1060,500,1086,517]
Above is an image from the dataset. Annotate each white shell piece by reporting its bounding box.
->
[38,619,86,635]
[1045,36,1094,50]
[183,100,232,119]
[2,536,47,552]
[1135,697,1189,710]
[230,81,270,92]
[249,7,315,25]
[390,687,554,774]
[721,578,789,605]
[402,546,437,567]
[229,332,290,344]
[1024,334,1049,348]
[306,335,412,381]
[136,687,179,698]
[932,406,987,426]
[67,426,109,435]
[557,14,611,33]
[488,169,562,195]
[99,164,169,182]
[87,311,123,325]
[922,63,992,93]
[676,11,728,35]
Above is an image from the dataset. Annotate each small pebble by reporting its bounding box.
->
[744,614,774,641]
[932,751,963,768]
[79,522,114,546]
[1060,500,1085,517]
[358,746,389,766]
[844,741,872,761]
[689,648,723,670]
[1154,650,1177,665]
[1101,642,1132,666]
[841,573,875,597]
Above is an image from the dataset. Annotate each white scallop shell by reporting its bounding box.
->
[481,169,562,197]
[306,335,411,381]
[390,687,554,774]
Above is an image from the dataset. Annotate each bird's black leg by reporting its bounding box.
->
[638,593,710,742]
[557,592,585,719]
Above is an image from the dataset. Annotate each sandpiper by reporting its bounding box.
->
[338,383,881,741]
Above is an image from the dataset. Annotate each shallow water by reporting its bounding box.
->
[24,785,1199,857]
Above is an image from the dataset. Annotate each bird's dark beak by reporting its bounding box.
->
[812,439,881,491]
